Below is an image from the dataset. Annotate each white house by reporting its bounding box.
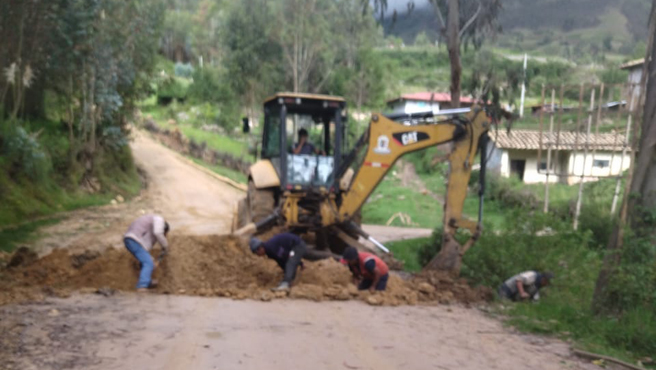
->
[620,58,644,109]
[386,92,477,115]
[486,130,631,185]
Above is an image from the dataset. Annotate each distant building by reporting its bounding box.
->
[529,104,576,115]
[486,130,631,185]
[386,92,478,115]
[620,58,644,108]
[530,101,626,115]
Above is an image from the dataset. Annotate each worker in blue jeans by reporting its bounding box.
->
[123,214,170,292]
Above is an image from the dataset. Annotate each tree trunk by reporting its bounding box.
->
[89,64,97,155]
[423,0,465,275]
[592,1,656,314]
[446,0,461,108]
[293,30,299,92]
[628,7,656,226]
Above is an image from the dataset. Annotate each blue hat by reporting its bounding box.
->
[249,237,263,253]
[342,246,358,261]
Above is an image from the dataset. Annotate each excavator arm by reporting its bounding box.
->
[337,106,492,267]
[234,104,494,272]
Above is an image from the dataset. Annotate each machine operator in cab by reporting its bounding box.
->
[292,128,325,155]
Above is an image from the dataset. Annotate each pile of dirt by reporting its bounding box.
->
[0,234,491,306]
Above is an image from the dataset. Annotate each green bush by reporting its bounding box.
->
[0,118,141,231]
[188,68,240,130]
[157,76,190,101]
[601,233,656,313]
[486,175,539,210]
[598,68,628,85]
[576,204,614,250]
[462,213,596,289]
[417,211,595,287]
[189,68,230,103]
[174,62,194,78]
[405,147,448,175]
[0,123,51,182]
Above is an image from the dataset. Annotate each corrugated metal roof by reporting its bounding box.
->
[489,129,628,151]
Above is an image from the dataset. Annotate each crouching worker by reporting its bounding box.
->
[342,247,389,292]
[498,270,554,301]
[250,232,307,291]
[123,214,170,292]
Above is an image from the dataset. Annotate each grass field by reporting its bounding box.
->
[361,173,443,228]
[386,236,432,272]
[139,103,251,159]
[181,126,250,158]
[189,158,247,185]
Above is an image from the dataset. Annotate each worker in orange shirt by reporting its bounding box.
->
[341,246,389,292]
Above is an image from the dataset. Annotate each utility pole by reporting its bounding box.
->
[519,53,527,118]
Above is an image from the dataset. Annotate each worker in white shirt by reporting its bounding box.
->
[498,271,554,301]
[123,214,170,292]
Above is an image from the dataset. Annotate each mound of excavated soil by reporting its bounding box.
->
[0,235,491,306]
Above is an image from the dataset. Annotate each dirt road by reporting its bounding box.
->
[26,132,242,256]
[1,294,594,370]
[1,132,594,370]
[130,131,243,235]
[362,225,433,243]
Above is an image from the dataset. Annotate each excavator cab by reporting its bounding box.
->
[261,93,348,193]
[234,92,352,233]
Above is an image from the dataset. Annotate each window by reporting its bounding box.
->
[262,110,281,158]
[538,161,555,171]
[593,159,610,168]
[285,113,329,154]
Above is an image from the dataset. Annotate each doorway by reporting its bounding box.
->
[510,159,526,181]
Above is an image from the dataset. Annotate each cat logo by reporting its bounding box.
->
[373,135,391,154]
[400,131,418,145]
[392,131,430,146]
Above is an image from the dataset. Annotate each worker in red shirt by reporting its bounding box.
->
[341,246,389,292]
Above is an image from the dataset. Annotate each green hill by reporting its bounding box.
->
[383,0,651,58]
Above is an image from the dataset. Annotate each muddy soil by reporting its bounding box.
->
[1,234,491,307]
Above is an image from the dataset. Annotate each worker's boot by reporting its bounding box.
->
[271,281,290,292]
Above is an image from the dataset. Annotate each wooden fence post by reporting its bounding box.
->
[544,88,556,213]
[573,88,595,230]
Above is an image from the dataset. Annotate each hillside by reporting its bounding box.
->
[383,0,651,58]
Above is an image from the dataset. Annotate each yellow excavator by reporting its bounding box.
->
[232,92,496,272]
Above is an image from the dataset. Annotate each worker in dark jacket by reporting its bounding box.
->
[250,232,307,291]
[341,246,389,292]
